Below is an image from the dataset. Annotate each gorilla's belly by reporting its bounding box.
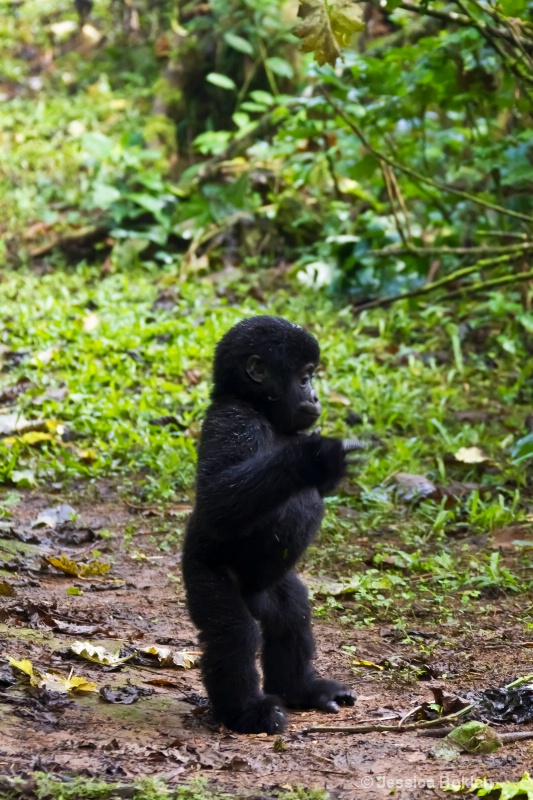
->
[231,488,323,590]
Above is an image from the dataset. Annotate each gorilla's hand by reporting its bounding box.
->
[295,437,350,494]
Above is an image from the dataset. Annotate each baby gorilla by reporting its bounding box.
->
[182,316,355,734]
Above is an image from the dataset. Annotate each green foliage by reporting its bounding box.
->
[445,771,533,798]
[0,773,329,800]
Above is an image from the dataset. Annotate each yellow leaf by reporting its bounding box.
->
[65,675,98,692]
[16,431,55,446]
[0,580,15,596]
[352,659,384,670]
[38,669,97,693]
[140,645,201,669]
[47,554,111,578]
[71,641,132,667]
[8,657,35,678]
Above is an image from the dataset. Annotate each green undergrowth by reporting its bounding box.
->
[0,774,328,800]
[1,265,533,624]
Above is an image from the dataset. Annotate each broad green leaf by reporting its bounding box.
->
[206,72,237,91]
[224,32,254,55]
[295,0,364,66]
[512,433,533,464]
[92,184,121,209]
[10,469,37,488]
[447,721,501,754]
[445,772,533,798]
[265,56,294,78]
[249,90,274,105]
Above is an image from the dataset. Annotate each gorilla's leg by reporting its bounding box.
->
[254,570,356,712]
[184,562,287,734]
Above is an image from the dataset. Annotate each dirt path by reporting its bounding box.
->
[1,489,532,799]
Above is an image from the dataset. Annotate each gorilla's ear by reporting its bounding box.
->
[246,355,267,383]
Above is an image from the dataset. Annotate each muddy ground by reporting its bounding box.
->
[1,487,532,799]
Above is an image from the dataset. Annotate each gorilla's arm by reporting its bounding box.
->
[195,409,346,535]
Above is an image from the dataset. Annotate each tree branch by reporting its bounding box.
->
[303,704,472,734]
[398,0,533,53]
[368,242,533,258]
[353,254,532,311]
[322,90,533,224]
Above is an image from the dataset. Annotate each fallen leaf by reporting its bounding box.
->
[8,656,97,693]
[140,645,201,669]
[32,504,77,529]
[352,659,384,670]
[99,684,154,704]
[8,657,37,683]
[39,669,98,693]
[71,641,133,667]
[10,468,37,488]
[454,446,489,464]
[47,554,111,578]
[391,473,437,502]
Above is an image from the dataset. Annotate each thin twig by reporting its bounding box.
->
[454,0,533,90]
[368,242,533,258]
[303,705,472,734]
[353,251,527,311]
[322,90,533,224]
[381,163,409,246]
[388,168,413,241]
[444,268,533,301]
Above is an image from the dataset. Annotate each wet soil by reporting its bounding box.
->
[1,487,532,799]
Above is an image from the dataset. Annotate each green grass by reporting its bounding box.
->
[1,0,533,630]
[1,265,533,625]
[0,773,330,800]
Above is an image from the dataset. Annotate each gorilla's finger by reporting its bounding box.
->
[324,700,340,713]
[346,456,365,466]
[336,691,356,706]
[342,438,368,452]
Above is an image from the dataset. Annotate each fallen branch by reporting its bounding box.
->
[28,225,109,258]
[302,704,472,734]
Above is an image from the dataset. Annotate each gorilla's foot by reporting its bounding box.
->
[220,695,288,734]
[285,678,356,713]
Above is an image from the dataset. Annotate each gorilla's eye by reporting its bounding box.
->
[300,371,312,387]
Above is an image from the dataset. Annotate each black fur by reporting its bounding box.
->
[182,316,355,734]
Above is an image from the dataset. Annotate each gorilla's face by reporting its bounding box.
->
[245,355,322,434]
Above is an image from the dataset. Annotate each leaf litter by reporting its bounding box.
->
[1,494,533,795]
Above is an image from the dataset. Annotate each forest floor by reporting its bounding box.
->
[1,486,533,800]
